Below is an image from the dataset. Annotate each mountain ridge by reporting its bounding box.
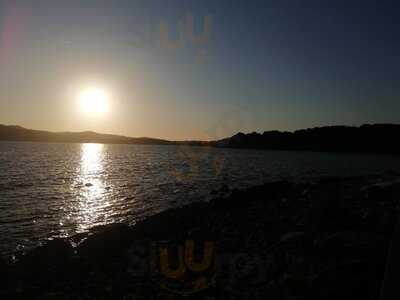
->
[0,124,211,146]
[1,123,400,154]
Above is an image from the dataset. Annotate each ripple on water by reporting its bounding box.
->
[1,142,400,255]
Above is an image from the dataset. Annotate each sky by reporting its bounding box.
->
[0,0,399,140]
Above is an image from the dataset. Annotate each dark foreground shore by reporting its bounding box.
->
[1,174,400,299]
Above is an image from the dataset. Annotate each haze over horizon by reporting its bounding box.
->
[1,0,399,140]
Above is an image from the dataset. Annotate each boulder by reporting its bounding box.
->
[76,223,134,258]
[15,238,74,283]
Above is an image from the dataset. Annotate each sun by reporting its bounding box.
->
[79,87,109,115]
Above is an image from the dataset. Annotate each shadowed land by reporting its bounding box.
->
[1,173,400,299]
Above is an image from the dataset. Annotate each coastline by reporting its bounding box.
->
[2,123,400,155]
[1,174,400,299]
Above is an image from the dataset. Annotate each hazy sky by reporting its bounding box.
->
[0,0,399,140]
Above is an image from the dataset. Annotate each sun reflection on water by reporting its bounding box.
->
[74,143,112,232]
[81,143,104,175]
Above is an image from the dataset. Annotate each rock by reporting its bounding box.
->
[76,223,134,258]
[366,181,400,203]
[18,238,74,266]
[0,255,8,270]
[0,255,10,287]
[311,261,377,300]
[313,231,387,262]
[15,238,74,282]
[280,231,307,243]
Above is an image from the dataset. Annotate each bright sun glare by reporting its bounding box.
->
[79,87,109,115]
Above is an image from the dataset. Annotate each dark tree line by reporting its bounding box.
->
[214,124,400,154]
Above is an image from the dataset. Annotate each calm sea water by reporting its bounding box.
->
[0,141,400,255]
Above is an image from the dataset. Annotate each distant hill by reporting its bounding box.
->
[213,124,400,154]
[0,124,211,146]
[1,124,400,154]
[0,124,177,145]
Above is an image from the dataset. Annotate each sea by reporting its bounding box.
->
[1,141,399,255]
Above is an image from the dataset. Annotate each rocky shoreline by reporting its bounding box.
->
[1,174,400,299]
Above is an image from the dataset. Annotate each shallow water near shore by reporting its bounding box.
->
[1,141,400,255]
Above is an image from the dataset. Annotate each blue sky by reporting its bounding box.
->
[0,0,399,139]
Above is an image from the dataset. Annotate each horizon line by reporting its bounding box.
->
[1,122,400,143]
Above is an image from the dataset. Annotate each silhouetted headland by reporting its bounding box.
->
[214,124,400,154]
[1,123,400,154]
